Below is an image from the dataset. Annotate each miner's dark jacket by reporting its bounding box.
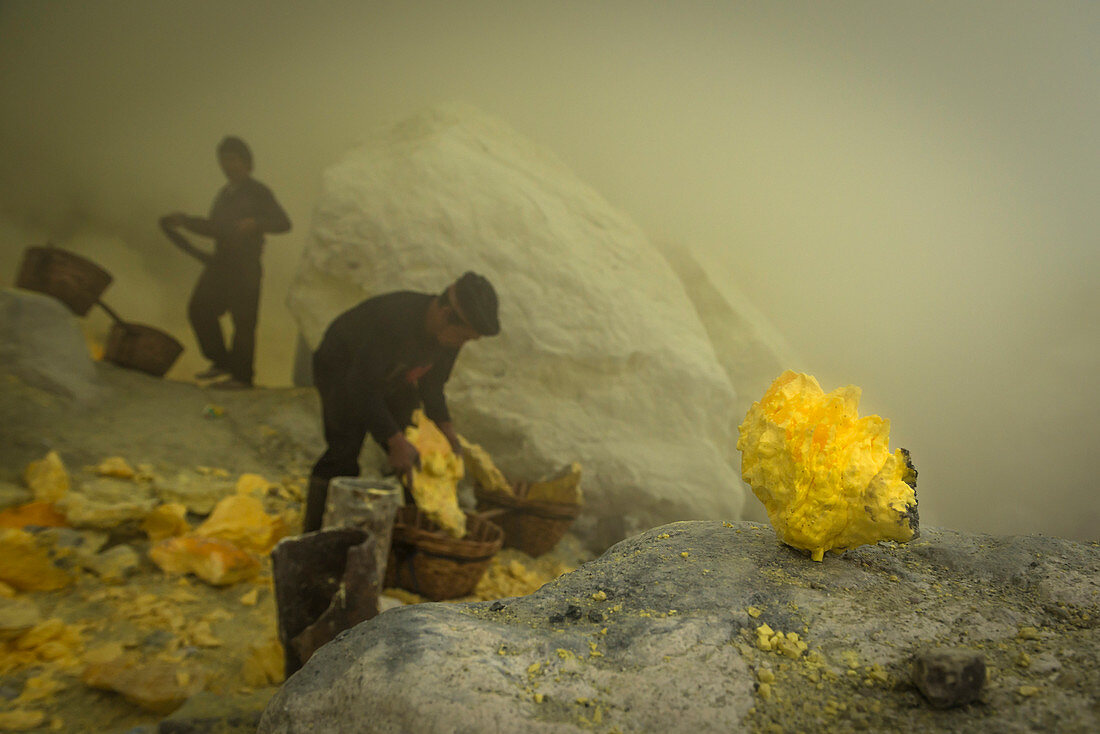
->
[310,290,458,480]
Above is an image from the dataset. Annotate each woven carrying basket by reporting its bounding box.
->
[103,321,184,377]
[16,245,112,316]
[474,483,581,558]
[383,506,503,601]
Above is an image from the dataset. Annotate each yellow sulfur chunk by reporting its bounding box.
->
[94,457,136,480]
[526,463,583,505]
[235,473,274,497]
[141,504,190,542]
[149,536,261,586]
[405,410,466,538]
[23,451,69,503]
[458,435,513,497]
[737,371,918,562]
[194,495,287,554]
[0,530,72,591]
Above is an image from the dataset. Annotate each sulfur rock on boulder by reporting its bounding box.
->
[738,371,918,561]
[287,104,744,549]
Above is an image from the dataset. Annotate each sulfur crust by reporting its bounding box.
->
[737,370,918,561]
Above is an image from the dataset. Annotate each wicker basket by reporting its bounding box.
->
[474,483,581,558]
[103,321,183,377]
[384,506,503,601]
[16,245,112,316]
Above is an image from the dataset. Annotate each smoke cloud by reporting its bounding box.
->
[1,1,1096,541]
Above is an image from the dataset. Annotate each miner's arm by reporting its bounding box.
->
[251,183,291,234]
[158,217,212,263]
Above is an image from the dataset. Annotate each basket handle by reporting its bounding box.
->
[95,299,127,326]
[475,508,509,522]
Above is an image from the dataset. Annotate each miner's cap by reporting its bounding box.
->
[454,271,500,336]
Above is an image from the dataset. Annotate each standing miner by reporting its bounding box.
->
[303,272,500,532]
[160,136,291,389]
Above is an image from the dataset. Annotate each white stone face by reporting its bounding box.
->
[288,105,753,546]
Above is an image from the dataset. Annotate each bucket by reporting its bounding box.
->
[384,506,503,601]
[103,321,183,377]
[16,245,113,316]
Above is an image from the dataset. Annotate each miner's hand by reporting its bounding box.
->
[386,433,421,485]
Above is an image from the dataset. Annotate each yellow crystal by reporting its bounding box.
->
[737,371,918,561]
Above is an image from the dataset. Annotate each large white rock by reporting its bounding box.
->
[0,287,99,402]
[288,105,747,547]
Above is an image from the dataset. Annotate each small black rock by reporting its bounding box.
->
[549,613,564,624]
[565,604,583,620]
[588,611,605,623]
[490,601,506,612]
[912,647,986,708]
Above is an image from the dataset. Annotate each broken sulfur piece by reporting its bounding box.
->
[737,370,918,561]
[405,410,466,538]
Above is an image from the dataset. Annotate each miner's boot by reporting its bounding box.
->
[302,475,330,534]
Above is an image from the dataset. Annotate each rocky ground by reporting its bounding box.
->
[4,290,1098,733]
[0,357,588,734]
[261,521,1099,734]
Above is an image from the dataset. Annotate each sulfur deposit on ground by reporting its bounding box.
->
[738,370,919,561]
[261,520,1100,734]
[0,445,586,734]
[0,451,302,733]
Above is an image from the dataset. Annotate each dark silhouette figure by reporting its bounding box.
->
[160,136,290,388]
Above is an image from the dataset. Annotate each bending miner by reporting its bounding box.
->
[160,136,291,389]
[303,271,500,532]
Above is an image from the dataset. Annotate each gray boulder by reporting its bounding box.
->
[287,105,766,548]
[0,287,99,401]
[260,522,1099,733]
